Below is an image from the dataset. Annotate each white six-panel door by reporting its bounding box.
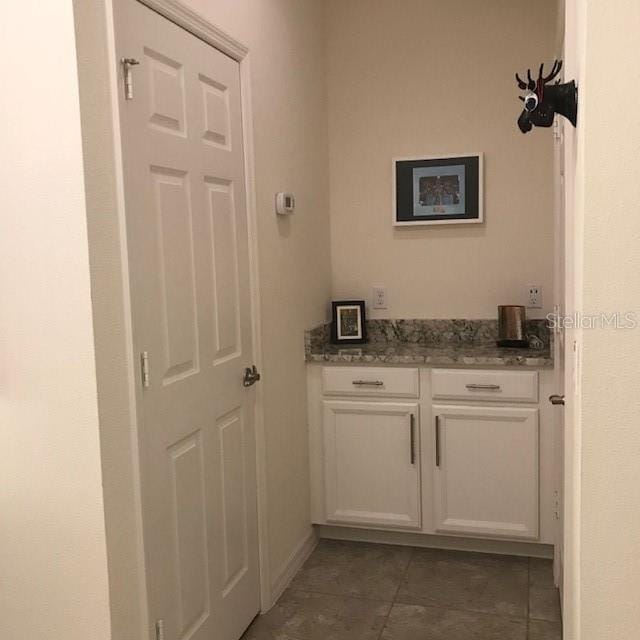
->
[114,1,259,638]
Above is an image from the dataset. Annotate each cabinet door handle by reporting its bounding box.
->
[410,414,416,465]
[435,415,441,467]
[352,380,384,386]
[465,383,501,390]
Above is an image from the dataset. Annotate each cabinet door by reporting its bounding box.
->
[433,404,539,539]
[323,401,421,529]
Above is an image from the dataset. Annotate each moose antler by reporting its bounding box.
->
[516,60,563,92]
[539,60,563,84]
[515,70,536,91]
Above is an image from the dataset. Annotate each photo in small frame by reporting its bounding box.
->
[393,153,483,226]
[331,300,367,345]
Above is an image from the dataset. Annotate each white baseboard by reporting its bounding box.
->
[316,525,554,559]
[268,529,318,609]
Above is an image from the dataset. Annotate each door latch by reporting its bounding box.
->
[243,365,261,387]
[121,57,140,100]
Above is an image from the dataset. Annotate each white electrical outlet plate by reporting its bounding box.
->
[372,285,387,309]
[528,285,542,309]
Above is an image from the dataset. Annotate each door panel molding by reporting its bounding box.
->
[167,430,211,636]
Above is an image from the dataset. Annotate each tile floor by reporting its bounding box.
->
[242,539,562,640]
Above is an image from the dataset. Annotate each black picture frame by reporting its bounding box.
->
[393,153,483,226]
[331,300,367,345]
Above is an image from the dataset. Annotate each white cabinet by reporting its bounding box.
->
[322,400,421,529]
[432,404,539,539]
[308,365,553,546]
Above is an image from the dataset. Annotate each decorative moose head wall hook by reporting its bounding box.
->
[515,60,578,133]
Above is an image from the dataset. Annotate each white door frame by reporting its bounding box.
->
[113,0,272,616]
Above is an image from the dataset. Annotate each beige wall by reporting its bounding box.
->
[573,1,640,637]
[326,0,557,319]
[0,2,112,639]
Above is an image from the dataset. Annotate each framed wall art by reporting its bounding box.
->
[393,153,483,226]
[331,300,367,345]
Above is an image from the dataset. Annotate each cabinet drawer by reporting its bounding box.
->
[431,369,538,403]
[322,367,419,398]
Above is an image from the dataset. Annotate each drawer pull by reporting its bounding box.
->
[465,383,501,391]
[352,380,384,386]
[410,414,416,465]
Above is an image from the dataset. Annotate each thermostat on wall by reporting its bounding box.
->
[275,192,295,215]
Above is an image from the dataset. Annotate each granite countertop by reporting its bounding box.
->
[305,319,553,368]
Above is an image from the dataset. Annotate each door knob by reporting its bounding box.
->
[549,394,565,405]
[243,365,261,388]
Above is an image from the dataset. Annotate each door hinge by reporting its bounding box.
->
[121,57,140,100]
[140,351,150,388]
[155,620,165,640]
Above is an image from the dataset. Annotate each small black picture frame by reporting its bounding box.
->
[393,153,483,226]
[331,300,367,345]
